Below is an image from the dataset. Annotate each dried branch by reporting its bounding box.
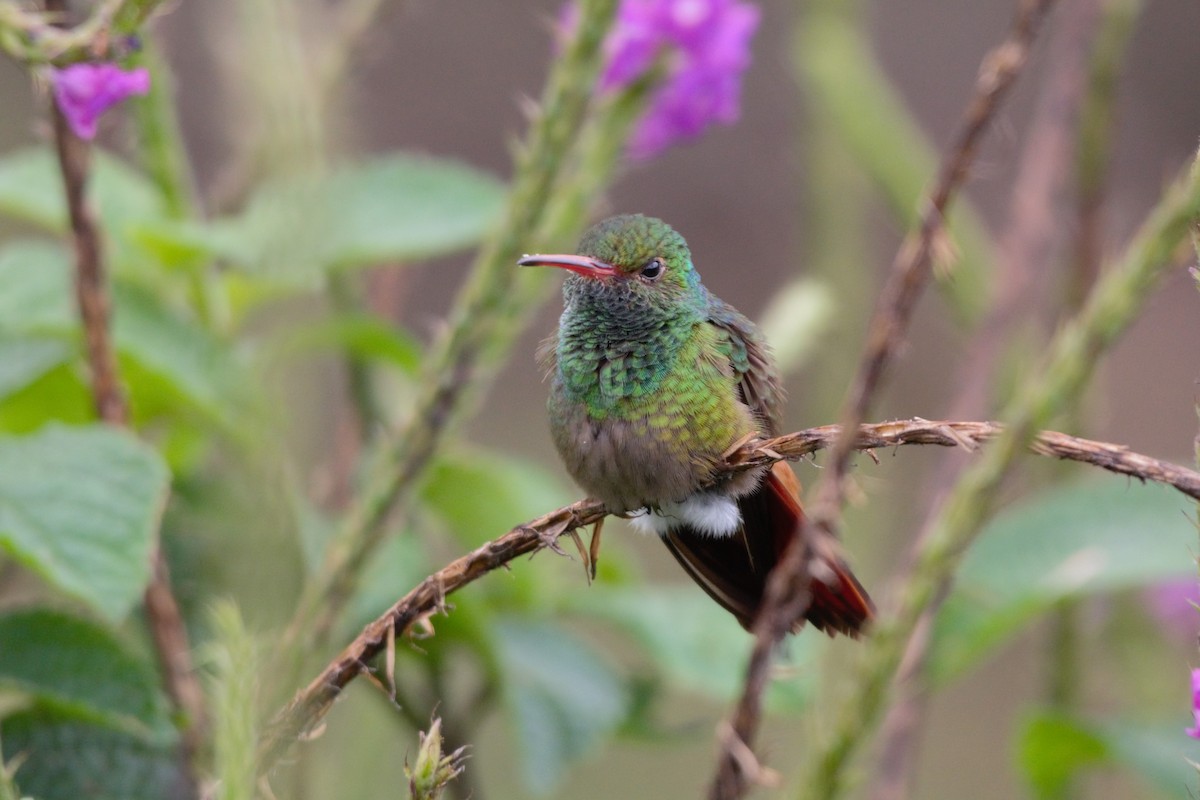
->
[869,2,1104,796]
[810,0,1058,521]
[800,144,1200,799]
[257,418,1200,773]
[43,6,203,792]
[51,111,126,425]
[709,2,1059,798]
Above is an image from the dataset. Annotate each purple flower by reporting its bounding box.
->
[50,63,151,141]
[1187,669,1200,739]
[569,0,760,159]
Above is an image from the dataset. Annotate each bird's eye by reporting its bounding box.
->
[640,258,664,280]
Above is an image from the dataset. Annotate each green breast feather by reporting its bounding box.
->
[559,321,752,455]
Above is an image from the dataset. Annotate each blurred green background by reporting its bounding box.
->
[2,1,1200,798]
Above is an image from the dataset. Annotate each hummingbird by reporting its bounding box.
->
[520,214,872,635]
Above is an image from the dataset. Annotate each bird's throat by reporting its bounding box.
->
[556,286,697,411]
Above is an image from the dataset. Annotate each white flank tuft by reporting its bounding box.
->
[627,493,742,538]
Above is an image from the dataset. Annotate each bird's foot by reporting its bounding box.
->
[521,523,569,556]
[722,431,762,462]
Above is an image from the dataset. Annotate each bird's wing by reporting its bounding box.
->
[704,294,784,435]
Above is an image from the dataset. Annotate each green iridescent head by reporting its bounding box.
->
[518,214,703,311]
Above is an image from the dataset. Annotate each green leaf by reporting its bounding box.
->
[0,609,170,732]
[273,313,422,374]
[211,153,505,280]
[1,710,184,800]
[422,451,573,549]
[1018,712,1110,799]
[0,149,166,270]
[569,585,814,710]
[494,618,628,794]
[0,338,70,401]
[798,8,994,325]
[111,283,248,426]
[421,451,576,614]
[0,241,250,427]
[1095,719,1199,797]
[0,240,75,333]
[1018,712,1197,799]
[0,363,93,434]
[126,218,220,272]
[0,424,169,621]
[930,477,1196,683]
[346,531,432,628]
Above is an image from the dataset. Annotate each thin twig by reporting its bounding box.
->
[256,418,1200,773]
[44,5,204,792]
[813,0,1058,514]
[800,144,1200,799]
[709,3,1058,797]
[51,111,126,426]
[868,2,1102,796]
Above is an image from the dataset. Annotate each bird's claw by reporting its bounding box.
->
[522,523,569,556]
[588,518,604,582]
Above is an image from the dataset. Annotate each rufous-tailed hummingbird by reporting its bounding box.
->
[520,214,872,635]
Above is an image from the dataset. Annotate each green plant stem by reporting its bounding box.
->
[282,0,620,655]
[1046,599,1081,709]
[799,147,1200,800]
[238,0,328,178]
[796,0,996,326]
[1069,0,1141,309]
[539,70,653,243]
[131,40,198,220]
[328,272,385,439]
[1043,3,1139,787]
[127,37,229,333]
[0,0,162,64]
[207,602,261,800]
[791,0,871,411]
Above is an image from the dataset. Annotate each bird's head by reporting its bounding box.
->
[519,214,703,315]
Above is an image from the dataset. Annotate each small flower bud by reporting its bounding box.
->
[406,718,468,800]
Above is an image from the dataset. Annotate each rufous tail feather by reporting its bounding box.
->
[660,462,873,636]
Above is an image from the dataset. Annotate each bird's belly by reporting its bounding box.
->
[549,405,705,512]
[548,385,755,515]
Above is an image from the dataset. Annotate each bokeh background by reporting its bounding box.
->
[3,0,1200,797]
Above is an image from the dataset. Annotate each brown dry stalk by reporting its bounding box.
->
[869,2,1104,796]
[46,45,204,797]
[812,0,1059,518]
[51,108,126,426]
[709,3,1059,797]
[257,418,1200,773]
